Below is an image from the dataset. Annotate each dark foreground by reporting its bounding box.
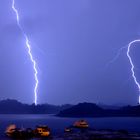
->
[1,114,140,139]
[5,128,140,140]
[49,129,140,140]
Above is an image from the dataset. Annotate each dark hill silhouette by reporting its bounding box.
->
[0,99,72,114]
[57,102,140,117]
[119,105,140,116]
[1,99,140,116]
[58,102,104,117]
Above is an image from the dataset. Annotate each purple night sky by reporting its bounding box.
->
[0,0,140,105]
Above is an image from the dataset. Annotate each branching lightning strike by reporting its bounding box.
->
[105,46,127,68]
[127,40,140,104]
[107,40,140,104]
[12,0,39,105]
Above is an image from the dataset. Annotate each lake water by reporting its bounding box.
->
[1,114,140,139]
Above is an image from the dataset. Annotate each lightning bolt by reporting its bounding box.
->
[127,40,140,104]
[105,46,127,68]
[12,0,39,105]
[106,40,140,104]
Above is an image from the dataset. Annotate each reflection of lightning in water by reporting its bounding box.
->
[12,0,39,105]
[127,40,140,104]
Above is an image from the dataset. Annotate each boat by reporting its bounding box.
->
[34,125,51,137]
[5,124,51,138]
[73,120,89,128]
[64,127,72,132]
[5,124,26,138]
[5,124,17,137]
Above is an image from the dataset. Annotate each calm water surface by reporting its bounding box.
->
[0,114,140,139]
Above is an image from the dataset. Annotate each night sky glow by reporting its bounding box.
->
[1,0,140,105]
